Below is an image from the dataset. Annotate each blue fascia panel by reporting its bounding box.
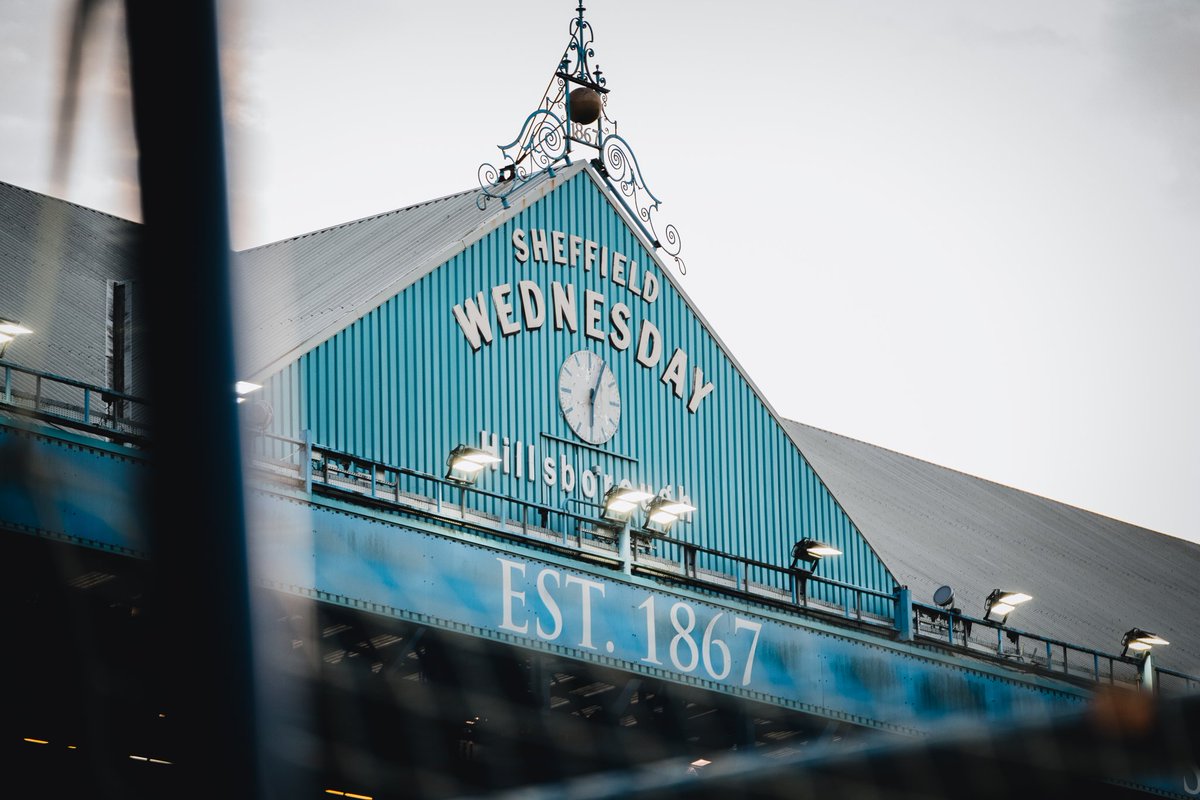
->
[251,487,1089,735]
[0,419,147,556]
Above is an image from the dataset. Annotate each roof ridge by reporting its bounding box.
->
[236,162,590,254]
[237,182,484,254]
[235,162,589,381]
[0,179,140,227]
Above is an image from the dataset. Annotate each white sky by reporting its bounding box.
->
[2,0,1198,543]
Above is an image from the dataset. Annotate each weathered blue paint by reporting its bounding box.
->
[896,586,913,641]
[259,169,896,611]
[0,420,146,555]
[4,419,1183,759]
[250,486,1089,734]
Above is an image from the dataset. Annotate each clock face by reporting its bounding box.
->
[558,349,621,445]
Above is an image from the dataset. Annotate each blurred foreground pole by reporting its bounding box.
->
[124,2,260,797]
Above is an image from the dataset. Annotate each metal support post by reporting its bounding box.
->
[302,428,313,495]
[1141,653,1156,694]
[618,519,632,575]
[894,586,912,641]
[798,572,810,608]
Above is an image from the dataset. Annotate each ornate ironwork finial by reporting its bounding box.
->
[477,5,685,274]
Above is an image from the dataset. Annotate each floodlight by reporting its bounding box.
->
[1122,628,1169,658]
[790,539,842,571]
[601,486,654,522]
[643,496,695,532]
[445,445,501,485]
[0,319,31,358]
[983,589,1032,623]
[234,380,262,404]
[786,539,842,604]
[932,585,955,608]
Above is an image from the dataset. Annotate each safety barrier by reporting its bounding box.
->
[248,431,899,627]
[247,429,1194,695]
[2,376,1191,697]
[913,602,1150,687]
[0,360,148,444]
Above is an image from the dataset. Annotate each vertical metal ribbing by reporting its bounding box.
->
[261,170,896,599]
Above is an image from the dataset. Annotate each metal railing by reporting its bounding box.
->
[0,360,149,444]
[246,432,1200,693]
[1154,666,1200,695]
[6,385,1194,696]
[912,602,1149,687]
[248,431,899,627]
[636,528,897,622]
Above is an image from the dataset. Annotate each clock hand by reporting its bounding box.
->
[590,361,606,429]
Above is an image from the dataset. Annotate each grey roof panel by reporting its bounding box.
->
[0,181,142,392]
[784,420,1200,676]
[232,164,585,380]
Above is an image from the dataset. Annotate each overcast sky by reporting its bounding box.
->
[2,0,1197,543]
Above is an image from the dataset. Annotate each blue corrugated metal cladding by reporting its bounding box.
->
[259,168,897,605]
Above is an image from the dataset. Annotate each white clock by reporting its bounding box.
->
[558,349,621,445]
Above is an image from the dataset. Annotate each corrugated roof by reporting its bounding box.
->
[232,163,585,380]
[0,180,142,391]
[784,420,1200,676]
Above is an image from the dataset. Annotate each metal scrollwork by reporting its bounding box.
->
[564,5,603,89]
[599,134,685,274]
[476,108,569,210]
[477,4,686,274]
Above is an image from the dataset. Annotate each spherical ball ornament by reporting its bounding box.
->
[568,87,603,125]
